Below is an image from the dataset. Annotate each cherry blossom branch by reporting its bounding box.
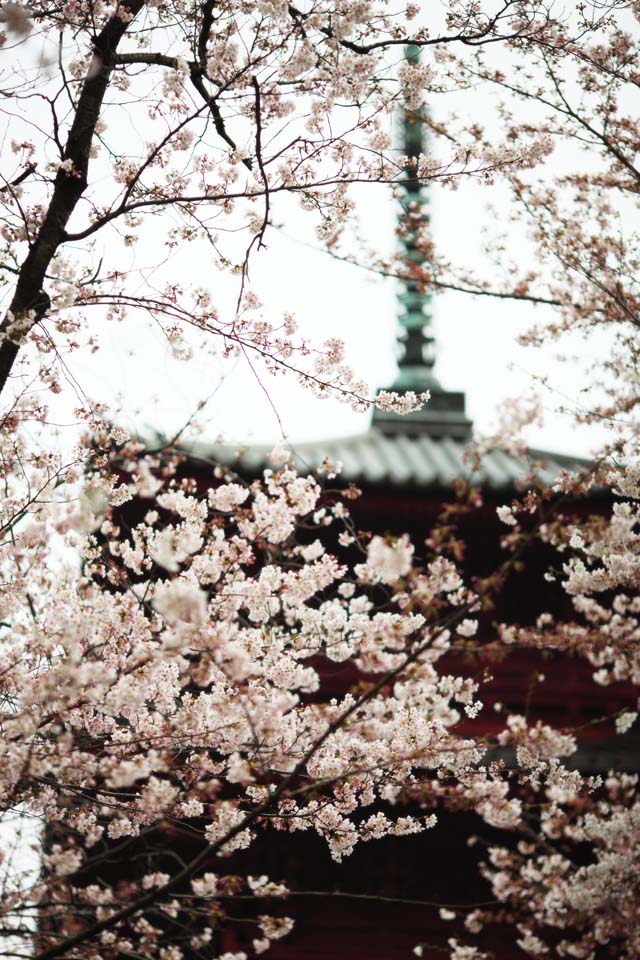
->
[0,0,147,394]
[32,496,544,959]
[0,163,37,194]
[288,1,551,53]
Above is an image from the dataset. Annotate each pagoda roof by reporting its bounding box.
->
[184,54,593,498]
[186,428,589,494]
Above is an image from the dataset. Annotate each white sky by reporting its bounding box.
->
[5,13,621,462]
[64,169,609,460]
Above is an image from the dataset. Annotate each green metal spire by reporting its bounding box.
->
[394,44,440,394]
[373,45,472,440]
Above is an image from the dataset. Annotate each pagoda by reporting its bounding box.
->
[177,50,637,959]
[196,49,575,497]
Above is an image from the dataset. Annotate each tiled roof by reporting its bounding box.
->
[187,427,589,493]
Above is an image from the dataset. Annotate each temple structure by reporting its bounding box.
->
[195,47,575,496]
[179,50,636,959]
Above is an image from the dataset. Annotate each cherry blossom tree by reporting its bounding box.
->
[0,0,566,406]
[0,2,639,960]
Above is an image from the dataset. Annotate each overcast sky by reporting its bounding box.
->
[64,165,609,461]
[5,17,617,462]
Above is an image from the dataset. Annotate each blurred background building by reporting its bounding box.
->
[175,59,636,958]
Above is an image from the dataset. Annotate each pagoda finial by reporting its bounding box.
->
[373,46,472,440]
[394,43,440,393]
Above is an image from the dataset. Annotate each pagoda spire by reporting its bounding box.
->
[373,45,472,440]
[394,43,440,393]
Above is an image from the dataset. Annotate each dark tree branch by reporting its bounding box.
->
[114,51,180,68]
[288,0,549,54]
[0,0,146,396]
[251,75,269,250]
[188,68,252,170]
[197,0,216,70]
[0,163,37,193]
[114,45,252,171]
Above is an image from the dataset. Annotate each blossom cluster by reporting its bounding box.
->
[0,419,531,958]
